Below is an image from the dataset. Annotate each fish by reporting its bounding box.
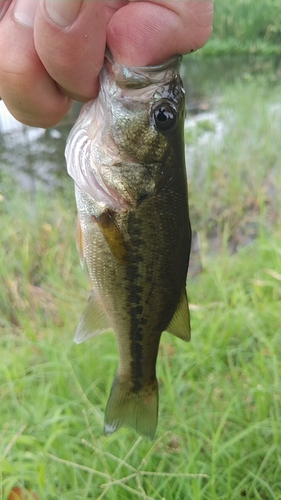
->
[65,51,192,439]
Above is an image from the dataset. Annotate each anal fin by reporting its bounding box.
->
[166,288,191,342]
[74,290,111,344]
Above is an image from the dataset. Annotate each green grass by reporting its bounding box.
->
[188,76,281,249]
[199,0,281,56]
[212,0,281,45]
[1,76,281,499]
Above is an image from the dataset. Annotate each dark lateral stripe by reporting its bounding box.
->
[126,214,145,392]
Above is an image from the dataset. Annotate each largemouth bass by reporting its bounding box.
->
[65,52,191,438]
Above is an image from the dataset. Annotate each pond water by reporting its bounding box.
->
[0,55,280,193]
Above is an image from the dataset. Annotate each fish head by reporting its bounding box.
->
[100,52,186,165]
[65,52,186,211]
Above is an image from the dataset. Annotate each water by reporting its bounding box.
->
[0,105,70,192]
[0,102,82,193]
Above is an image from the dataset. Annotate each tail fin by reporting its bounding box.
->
[104,375,158,439]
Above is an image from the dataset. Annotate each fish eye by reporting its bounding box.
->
[152,102,178,133]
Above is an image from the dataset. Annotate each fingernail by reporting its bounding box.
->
[45,0,83,27]
[13,0,38,27]
[0,0,11,20]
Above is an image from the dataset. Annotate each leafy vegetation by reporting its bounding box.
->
[1,71,281,498]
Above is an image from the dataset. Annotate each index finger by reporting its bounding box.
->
[0,0,71,127]
[34,0,106,102]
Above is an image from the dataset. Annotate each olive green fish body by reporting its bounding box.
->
[66,53,191,438]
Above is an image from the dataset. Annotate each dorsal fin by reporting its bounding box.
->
[166,288,191,342]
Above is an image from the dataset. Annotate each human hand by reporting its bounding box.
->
[0,0,213,128]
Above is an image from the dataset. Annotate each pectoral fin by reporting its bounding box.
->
[166,288,191,342]
[92,211,129,265]
[76,214,84,268]
[74,290,111,344]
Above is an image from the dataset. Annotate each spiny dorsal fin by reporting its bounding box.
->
[74,290,111,344]
[166,288,191,342]
[92,211,129,265]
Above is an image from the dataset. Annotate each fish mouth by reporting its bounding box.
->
[104,49,182,90]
